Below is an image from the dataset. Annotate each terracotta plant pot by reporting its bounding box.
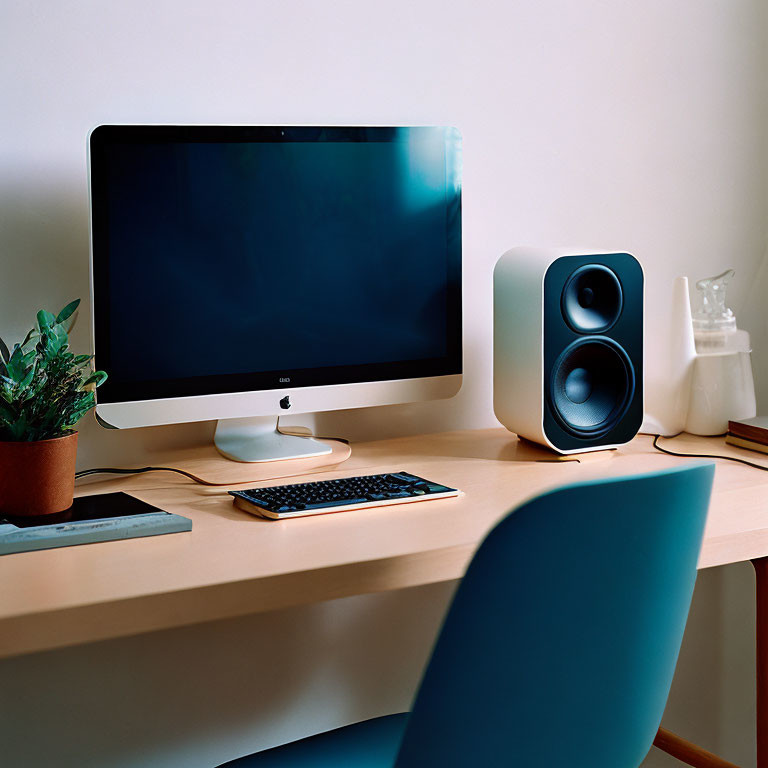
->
[0,432,78,516]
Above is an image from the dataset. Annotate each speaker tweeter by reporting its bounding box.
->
[561,264,623,333]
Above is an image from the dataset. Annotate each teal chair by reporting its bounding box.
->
[219,463,715,768]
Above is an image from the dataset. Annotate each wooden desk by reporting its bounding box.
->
[2,429,766,660]
[2,428,766,768]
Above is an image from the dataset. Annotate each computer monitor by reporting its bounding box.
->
[88,125,462,462]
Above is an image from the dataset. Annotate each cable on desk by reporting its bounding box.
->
[74,465,229,486]
[74,419,351,486]
[652,433,768,472]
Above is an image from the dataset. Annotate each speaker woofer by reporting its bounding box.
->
[561,265,623,333]
[549,338,634,437]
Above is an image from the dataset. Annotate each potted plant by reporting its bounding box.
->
[0,300,107,516]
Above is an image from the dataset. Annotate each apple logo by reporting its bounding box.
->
[280,395,291,410]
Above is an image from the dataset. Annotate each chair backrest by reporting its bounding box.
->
[395,463,715,768]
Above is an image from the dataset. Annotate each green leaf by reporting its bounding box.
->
[82,370,108,388]
[0,336,9,363]
[50,323,69,355]
[6,345,28,382]
[37,331,54,364]
[55,299,80,325]
[17,367,34,391]
[9,349,36,382]
[68,391,95,422]
[36,309,56,330]
[20,328,37,349]
[22,371,47,401]
[8,412,28,441]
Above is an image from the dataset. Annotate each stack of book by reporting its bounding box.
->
[0,492,191,556]
[726,417,768,455]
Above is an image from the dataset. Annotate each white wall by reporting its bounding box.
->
[0,1,765,766]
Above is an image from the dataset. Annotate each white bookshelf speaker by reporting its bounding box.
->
[494,247,643,454]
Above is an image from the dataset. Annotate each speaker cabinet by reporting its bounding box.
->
[494,247,643,453]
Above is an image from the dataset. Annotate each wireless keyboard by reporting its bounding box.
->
[230,471,460,519]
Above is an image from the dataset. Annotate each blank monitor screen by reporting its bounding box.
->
[89,126,462,405]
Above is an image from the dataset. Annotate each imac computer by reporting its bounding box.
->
[88,125,462,462]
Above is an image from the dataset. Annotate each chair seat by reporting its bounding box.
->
[218,713,409,768]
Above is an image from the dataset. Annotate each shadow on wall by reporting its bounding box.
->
[641,561,756,768]
[313,396,479,445]
[0,182,91,348]
[739,246,768,414]
[0,580,457,768]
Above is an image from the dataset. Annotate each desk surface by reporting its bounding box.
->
[2,429,767,659]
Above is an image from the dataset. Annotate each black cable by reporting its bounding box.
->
[74,418,350,486]
[652,433,768,472]
[74,465,226,485]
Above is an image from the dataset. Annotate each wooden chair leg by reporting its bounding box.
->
[754,557,768,768]
[653,728,741,768]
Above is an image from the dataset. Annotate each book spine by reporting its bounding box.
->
[728,421,768,445]
[0,512,192,556]
[725,435,768,455]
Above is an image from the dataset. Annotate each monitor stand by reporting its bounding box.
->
[213,416,333,463]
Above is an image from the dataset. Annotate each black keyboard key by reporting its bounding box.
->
[387,473,416,485]
[246,497,273,508]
